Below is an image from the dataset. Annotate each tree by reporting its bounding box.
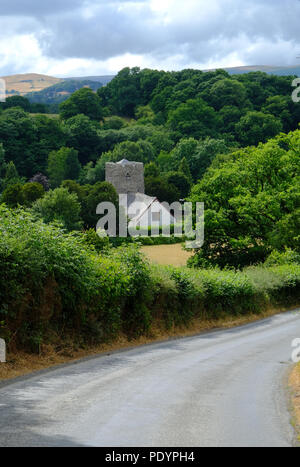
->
[60,88,103,121]
[22,182,45,206]
[208,78,248,110]
[61,180,86,203]
[102,116,126,130]
[29,173,50,191]
[235,111,283,146]
[167,172,191,198]
[0,109,67,178]
[3,96,31,112]
[105,140,156,164]
[81,182,118,229]
[219,105,242,134]
[262,96,292,132]
[98,67,142,117]
[144,162,159,178]
[31,114,68,172]
[170,138,198,170]
[65,147,81,181]
[192,138,230,180]
[178,157,192,184]
[167,98,220,140]
[189,130,300,268]
[1,183,24,207]
[145,176,180,204]
[65,114,101,164]
[0,143,5,179]
[2,161,21,190]
[135,105,156,125]
[0,108,37,177]
[32,187,82,231]
[47,147,80,188]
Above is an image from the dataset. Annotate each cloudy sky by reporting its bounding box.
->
[1,0,300,77]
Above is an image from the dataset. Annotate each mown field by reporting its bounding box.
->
[141,243,193,267]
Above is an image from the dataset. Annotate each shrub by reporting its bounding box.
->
[32,187,82,231]
[1,183,24,207]
[22,182,45,206]
[264,249,300,267]
[1,205,300,353]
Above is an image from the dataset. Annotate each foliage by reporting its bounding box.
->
[1,181,44,208]
[264,249,300,266]
[1,205,300,352]
[167,98,220,140]
[29,173,50,191]
[32,187,82,231]
[145,176,180,204]
[60,87,103,121]
[47,147,80,188]
[235,111,283,146]
[1,183,24,207]
[189,130,300,268]
[1,161,22,190]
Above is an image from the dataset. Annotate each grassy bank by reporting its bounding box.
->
[1,308,295,381]
[1,205,300,357]
[289,363,300,444]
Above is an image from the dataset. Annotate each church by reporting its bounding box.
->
[105,159,176,231]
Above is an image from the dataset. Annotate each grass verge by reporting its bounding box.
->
[289,363,300,445]
[0,306,295,382]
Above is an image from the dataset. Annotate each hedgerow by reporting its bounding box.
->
[0,205,299,352]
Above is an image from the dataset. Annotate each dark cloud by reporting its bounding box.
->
[37,0,300,65]
[0,0,85,16]
[1,0,300,74]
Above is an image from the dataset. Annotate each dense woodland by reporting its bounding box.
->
[0,67,299,350]
[0,67,299,263]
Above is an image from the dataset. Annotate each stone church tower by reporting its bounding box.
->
[105,159,145,194]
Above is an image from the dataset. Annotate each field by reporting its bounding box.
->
[141,243,193,266]
[1,73,62,96]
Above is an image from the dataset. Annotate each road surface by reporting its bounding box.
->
[0,310,299,447]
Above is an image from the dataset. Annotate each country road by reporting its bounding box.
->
[0,311,299,447]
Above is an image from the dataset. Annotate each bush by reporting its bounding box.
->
[32,187,82,231]
[1,205,299,352]
[22,182,45,206]
[265,249,300,267]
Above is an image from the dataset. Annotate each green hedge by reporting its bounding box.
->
[0,205,299,352]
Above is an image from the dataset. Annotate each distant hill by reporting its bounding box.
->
[65,75,115,85]
[206,65,300,77]
[1,73,62,97]
[26,79,104,106]
[0,73,114,99]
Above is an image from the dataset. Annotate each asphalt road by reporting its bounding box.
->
[0,310,299,447]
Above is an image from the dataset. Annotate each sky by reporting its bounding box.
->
[1,0,300,77]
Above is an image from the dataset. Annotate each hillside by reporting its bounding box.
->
[26,79,103,106]
[0,73,114,99]
[207,64,300,76]
[66,75,115,85]
[1,73,62,97]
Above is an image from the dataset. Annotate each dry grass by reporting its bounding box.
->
[0,307,289,383]
[1,73,61,96]
[289,363,300,443]
[141,243,193,267]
